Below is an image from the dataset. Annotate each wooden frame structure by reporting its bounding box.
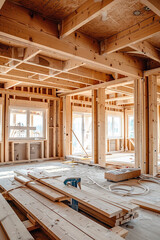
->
[0,0,159,175]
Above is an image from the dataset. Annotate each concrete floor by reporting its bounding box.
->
[0,160,160,240]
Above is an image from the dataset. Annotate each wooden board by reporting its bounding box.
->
[24,186,123,240]
[0,178,123,240]
[28,171,122,218]
[81,185,139,213]
[131,199,160,214]
[14,175,67,201]
[104,168,141,182]
[0,194,33,240]
[0,179,93,240]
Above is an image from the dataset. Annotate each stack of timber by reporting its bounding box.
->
[16,170,139,226]
[0,170,139,240]
[0,193,34,240]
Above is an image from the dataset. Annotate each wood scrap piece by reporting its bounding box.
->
[28,171,122,218]
[104,168,141,182]
[24,186,123,240]
[0,178,95,240]
[23,220,39,232]
[111,226,128,238]
[0,194,34,240]
[14,175,68,201]
[131,199,160,214]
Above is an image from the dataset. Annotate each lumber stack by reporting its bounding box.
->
[0,193,34,240]
[0,169,140,239]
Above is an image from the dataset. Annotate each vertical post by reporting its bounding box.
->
[134,79,142,168]
[97,88,106,167]
[63,96,71,156]
[4,94,9,162]
[142,77,149,174]
[148,75,158,175]
[92,89,98,164]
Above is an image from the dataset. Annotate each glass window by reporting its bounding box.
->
[9,107,46,140]
[72,112,92,155]
[128,115,134,138]
[30,110,44,138]
[107,115,122,138]
[10,109,27,127]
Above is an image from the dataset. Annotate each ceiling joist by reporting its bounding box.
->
[0,1,143,78]
[141,0,160,16]
[101,15,160,54]
[60,0,116,38]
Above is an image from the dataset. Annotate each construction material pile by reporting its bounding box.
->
[0,170,140,240]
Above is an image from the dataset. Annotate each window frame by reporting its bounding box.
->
[106,111,123,139]
[9,106,47,140]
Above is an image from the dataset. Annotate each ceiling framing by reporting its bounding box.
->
[0,0,159,95]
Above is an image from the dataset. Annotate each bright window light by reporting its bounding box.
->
[9,107,46,140]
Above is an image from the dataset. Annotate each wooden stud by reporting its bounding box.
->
[92,89,98,164]
[97,88,106,167]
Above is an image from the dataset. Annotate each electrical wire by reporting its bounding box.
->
[87,176,150,196]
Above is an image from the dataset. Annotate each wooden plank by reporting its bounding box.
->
[60,0,116,38]
[63,96,71,156]
[59,77,133,97]
[148,75,158,175]
[102,15,160,54]
[0,194,34,240]
[92,89,98,164]
[0,178,123,240]
[131,199,160,214]
[24,186,123,240]
[140,0,160,16]
[14,175,68,202]
[28,171,122,218]
[98,88,106,167]
[81,185,139,213]
[0,179,93,240]
[23,220,39,232]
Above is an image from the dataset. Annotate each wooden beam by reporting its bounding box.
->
[0,74,76,90]
[60,0,116,38]
[97,88,106,167]
[62,59,85,71]
[102,15,160,54]
[0,1,143,78]
[4,81,19,89]
[141,0,160,16]
[106,96,133,102]
[148,75,158,175]
[131,41,160,63]
[92,89,98,164]
[59,77,134,97]
[63,96,71,156]
[144,67,160,76]
[134,79,143,169]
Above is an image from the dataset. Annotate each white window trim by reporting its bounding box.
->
[9,106,47,141]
